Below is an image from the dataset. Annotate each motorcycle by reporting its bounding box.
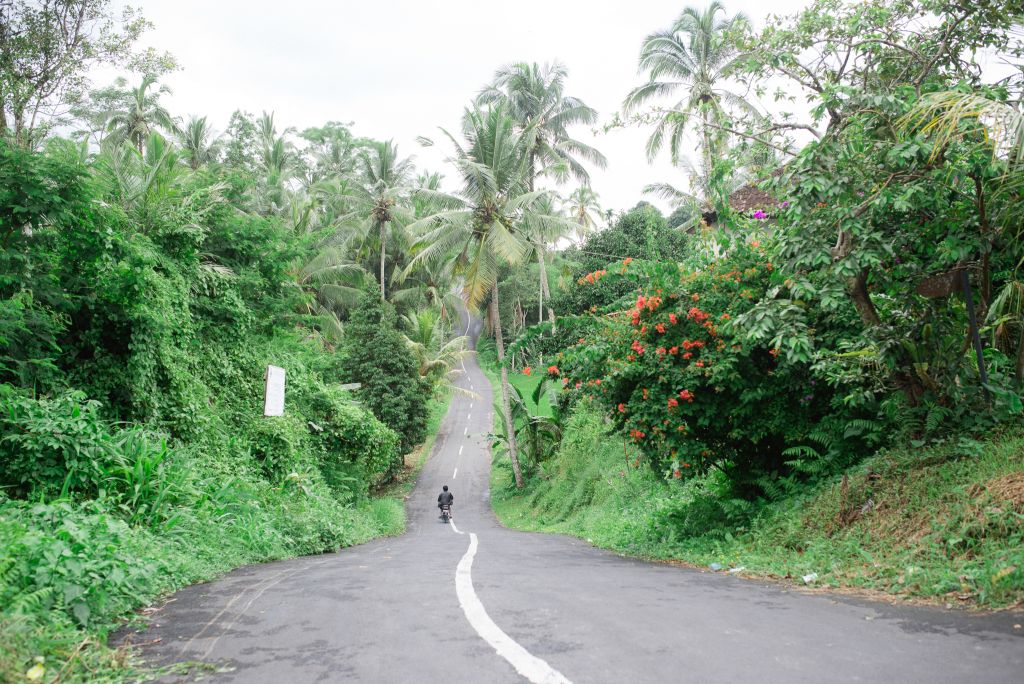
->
[439,504,453,523]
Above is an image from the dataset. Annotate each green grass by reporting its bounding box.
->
[491,400,1024,609]
[475,337,552,416]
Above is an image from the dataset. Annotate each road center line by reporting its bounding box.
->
[452,531,572,684]
[464,426,468,435]
[453,467,458,479]
[467,412,472,420]
[459,444,464,455]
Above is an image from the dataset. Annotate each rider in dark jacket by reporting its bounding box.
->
[437,485,454,516]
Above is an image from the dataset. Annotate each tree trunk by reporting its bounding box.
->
[847,268,923,405]
[380,222,387,300]
[491,283,524,488]
[847,269,882,327]
[538,246,550,325]
[701,109,714,194]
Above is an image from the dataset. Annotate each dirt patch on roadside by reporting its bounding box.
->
[983,472,1024,513]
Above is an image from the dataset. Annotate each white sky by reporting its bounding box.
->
[102,0,814,214]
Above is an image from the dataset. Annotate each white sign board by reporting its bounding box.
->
[264,365,286,416]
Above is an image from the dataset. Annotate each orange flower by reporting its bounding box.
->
[668,313,678,324]
[523,366,532,376]
[547,365,560,375]
[618,403,626,413]
[623,257,633,265]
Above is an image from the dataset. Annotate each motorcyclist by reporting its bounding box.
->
[437,485,454,518]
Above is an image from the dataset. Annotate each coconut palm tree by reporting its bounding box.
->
[288,246,371,343]
[177,115,220,170]
[522,192,568,324]
[402,307,474,394]
[346,140,415,300]
[479,61,607,188]
[479,62,607,322]
[565,186,603,238]
[624,2,755,181]
[104,74,177,154]
[407,105,575,488]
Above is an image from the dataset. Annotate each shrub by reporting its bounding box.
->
[0,498,159,629]
[342,291,429,454]
[305,384,401,494]
[0,387,118,498]
[557,243,832,492]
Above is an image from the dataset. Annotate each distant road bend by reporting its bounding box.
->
[133,315,1024,683]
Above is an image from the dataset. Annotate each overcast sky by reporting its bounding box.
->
[102,0,814,215]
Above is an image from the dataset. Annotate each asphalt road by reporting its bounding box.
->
[127,315,1024,683]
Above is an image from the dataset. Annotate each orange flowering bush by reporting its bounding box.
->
[557,245,828,484]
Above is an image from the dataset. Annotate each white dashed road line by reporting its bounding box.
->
[453,468,458,479]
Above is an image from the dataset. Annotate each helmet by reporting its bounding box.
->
[442,485,449,491]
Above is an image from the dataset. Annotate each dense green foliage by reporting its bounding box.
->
[342,292,429,454]
[0,133,418,680]
[551,203,690,315]
[556,242,848,489]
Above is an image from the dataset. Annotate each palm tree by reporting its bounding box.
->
[93,131,199,232]
[522,192,568,324]
[104,75,177,154]
[408,105,575,488]
[479,62,607,322]
[288,246,371,343]
[565,186,603,238]
[624,2,754,183]
[479,61,607,187]
[347,140,415,300]
[402,307,474,394]
[177,115,220,170]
